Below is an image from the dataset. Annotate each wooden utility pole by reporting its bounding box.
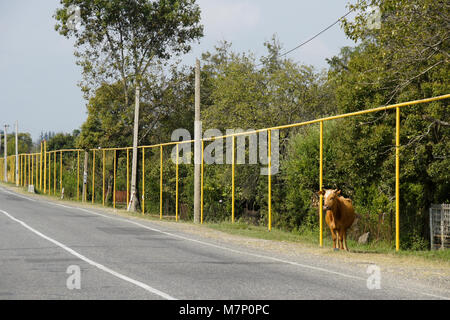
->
[82,151,88,202]
[129,85,140,211]
[193,59,201,223]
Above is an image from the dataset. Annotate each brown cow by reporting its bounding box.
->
[318,189,355,251]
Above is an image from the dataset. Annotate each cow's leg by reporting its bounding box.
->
[342,229,349,251]
[338,230,344,250]
[330,228,337,249]
[335,229,341,250]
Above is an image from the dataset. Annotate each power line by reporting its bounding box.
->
[258,8,355,65]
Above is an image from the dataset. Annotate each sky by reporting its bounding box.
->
[0,0,357,142]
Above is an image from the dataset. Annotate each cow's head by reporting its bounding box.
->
[318,189,341,211]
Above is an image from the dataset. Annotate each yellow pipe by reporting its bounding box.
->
[25,155,28,186]
[160,145,163,220]
[201,140,204,224]
[142,147,145,214]
[43,141,46,194]
[176,144,179,222]
[102,150,105,207]
[92,150,95,204]
[126,149,129,207]
[396,107,400,251]
[231,136,235,223]
[32,154,34,187]
[36,153,39,188]
[54,151,56,194]
[20,155,22,186]
[113,150,116,209]
[83,151,87,203]
[33,154,39,188]
[23,154,25,186]
[268,129,272,231]
[198,94,450,142]
[48,151,51,194]
[22,154,25,186]
[15,155,17,185]
[60,151,62,194]
[19,155,22,186]
[77,150,80,201]
[319,121,324,247]
[40,142,42,190]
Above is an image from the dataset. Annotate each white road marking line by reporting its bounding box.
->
[0,187,37,201]
[0,207,176,300]
[1,187,449,300]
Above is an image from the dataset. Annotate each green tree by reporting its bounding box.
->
[55,0,203,211]
[325,0,449,248]
[0,133,33,156]
[47,130,80,150]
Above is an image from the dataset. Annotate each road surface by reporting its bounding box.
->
[0,186,448,300]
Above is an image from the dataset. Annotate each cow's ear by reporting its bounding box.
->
[336,190,341,195]
[317,190,325,196]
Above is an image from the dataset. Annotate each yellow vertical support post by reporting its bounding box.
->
[126,148,129,208]
[319,121,324,247]
[20,155,22,186]
[54,151,56,194]
[268,129,272,232]
[48,151,51,195]
[60,151,62,194]
[40,142,43,190]
[142,148,145,214]
[26,155,28,186]
[176,144,179,222]
[22,155,24,185]
[231,136,235,224]
[395,107,400,252]
[21,155,23,186]
[102,150,105,207]
[201,141,204,224]
[77,150,80,201]
[31,154,34,187]
[22,154,25,186]
[27,154,30,186]
[92,150,95,204]
[25,154,28,185]
[36,154,38,188]
[43,141,47,194]
[160,145,163,220]
[113,150,116,209]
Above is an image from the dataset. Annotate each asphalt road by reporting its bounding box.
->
[0,186,448,300]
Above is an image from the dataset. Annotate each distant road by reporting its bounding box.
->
[0,186,448,300]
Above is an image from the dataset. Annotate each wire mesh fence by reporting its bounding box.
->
[429,204,450,250]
